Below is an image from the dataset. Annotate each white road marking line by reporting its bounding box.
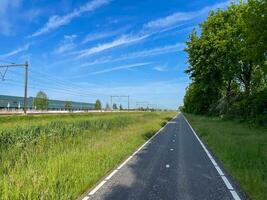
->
[82,196,90,200]
[230,191,241,200]
[215,166,224,176]
[81,114,179,199]
[210,158,218,166]
[166,164,170,168]
[117,156,133,170]
[183,115,242,200]
[221,176,234,190]
[172,140,175,142]
[105,169,118,180]
[170,148,174,151]
[168,121,176,124]
[89,180,107,195]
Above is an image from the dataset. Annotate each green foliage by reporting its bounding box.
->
[33,91,49,110]
[112,103,118,110]
[64,101,72,110]
[94,99,102,110]
[119,104,123,110]
[0,112,175,199]
[186,114,267,200]
[183,0,266,124]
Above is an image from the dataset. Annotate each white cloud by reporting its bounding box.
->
[123,43,185,59]
[80,43,185,67]
[0,0,21,15]
[30,0,110,37]
[0,0,22,36]
[23,9,43,22]
[54,35,77,54]
[154,64,168,72]
[0,44,30,58]
[82,26,129,44]
[72,34,149,58]
[91,62,151,74]
[144,1,228,30]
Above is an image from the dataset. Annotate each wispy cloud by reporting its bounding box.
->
[154,64,168,72]
[72,34,149,58]
[144,1,228,30]
[54,35,77,54]
[80,43,185,67]
[0,44,30,58]
[91,62,151,75]
[82,26,129,44]
[0,0,22,36]
[30,0,110,37]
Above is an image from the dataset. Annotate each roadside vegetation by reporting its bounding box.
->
[182,0,266,125]
[0,112,175,200]
[182,1,266,198]
[185,114,267,200]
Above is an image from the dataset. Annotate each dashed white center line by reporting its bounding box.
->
[80,114,179,199]
[172,140,175,142]
[170,148,174,151]
[166,164,170,168]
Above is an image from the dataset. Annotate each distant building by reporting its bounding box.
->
[0,95,95,110]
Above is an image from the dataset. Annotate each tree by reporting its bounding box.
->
[112,103,118,110]
[64,101,72,111]
[119,104,123,110]
[243,0,267,74]
[183,0,266,123]
[33,91,49,110]
[95,99,102,110]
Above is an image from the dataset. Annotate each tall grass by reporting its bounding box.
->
[185,114,267,200]
[0,112,175,200]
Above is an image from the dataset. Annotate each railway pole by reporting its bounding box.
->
[24,61,28,114]
[0,61,29,114]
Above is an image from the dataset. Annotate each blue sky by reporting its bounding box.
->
[0,0,228,109]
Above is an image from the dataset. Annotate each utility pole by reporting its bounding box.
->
[24,61,28,114]
[0,61,29,114]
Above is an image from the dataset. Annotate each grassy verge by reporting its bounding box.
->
[0,112,175,200]
[185,113,267,200]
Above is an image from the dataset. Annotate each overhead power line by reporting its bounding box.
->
[0,61,28,114]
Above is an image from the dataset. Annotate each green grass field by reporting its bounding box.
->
[185,114,267,200]
[0,112,176,200]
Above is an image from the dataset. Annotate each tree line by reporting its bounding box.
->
[182,0,266,125]
[33,91,124,111]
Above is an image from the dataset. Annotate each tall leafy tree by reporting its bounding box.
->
[64,101,72,111]
[95,99,102,110]
[183,0,266,122]
[112,103,118,110]
[33,91,49,110]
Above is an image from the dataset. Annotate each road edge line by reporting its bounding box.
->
[182,114,241,200]
[80,113,178,199]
